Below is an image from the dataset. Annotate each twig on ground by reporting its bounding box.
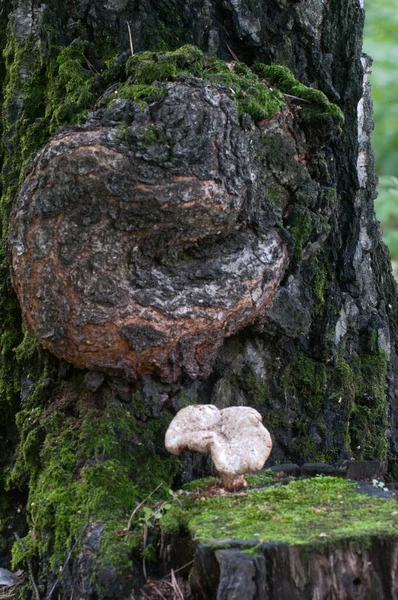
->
[152,586,167,600]
[140,561,194,600]
[159,527,165,559]
[283,92,311,103]
[127,21,134,56]
[142,524,148,581]
[162,576,184,600]
[83,55,99,75]
[170,570,184,600]
[165,560,194,577]
[126,482,164,531]
[13,533,41,600]
[226,42,240,62]
[45,524,88,600]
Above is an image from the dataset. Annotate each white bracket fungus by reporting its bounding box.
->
[165,404,272,490]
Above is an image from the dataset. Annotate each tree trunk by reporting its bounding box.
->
[0,0,397,598]
[191,537,398,600]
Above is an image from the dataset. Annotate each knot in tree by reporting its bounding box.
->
[9,57,336,382]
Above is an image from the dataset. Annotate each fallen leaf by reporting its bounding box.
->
[113,529,128,537]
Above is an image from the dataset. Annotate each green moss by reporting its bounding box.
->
[1,32,43,230]
[245,470,277,487]
[205,57,284,121]
[327,335,388,462]
[127,45,204,83]
[282,353,328,461]
[45,39,96,132]
[127,124,162,150]
[349,337,389,460]
[9,384,177,576]
[141,544,157,562]
[254,63,344,123]
[281,330,389,463]
[288,207,313,262]
[117,83,164,105]
[312,261,327,309]
[267,188,282,208]
[182,477,218,492]
[161,477,398,548]
[289,354,327,412]
[122,47,286,121]
[0,22,62,549]
[237,83,283,121]
[142,1,189,51]
[14,327,41,363]
[241,367,271,408]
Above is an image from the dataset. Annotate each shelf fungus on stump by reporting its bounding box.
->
[165,404,272,490]
[7,78,320,382]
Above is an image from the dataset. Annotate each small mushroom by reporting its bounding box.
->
[165,404,272,490]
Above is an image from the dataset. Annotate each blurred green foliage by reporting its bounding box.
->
[374,176,398,273]
[364,0,398,275]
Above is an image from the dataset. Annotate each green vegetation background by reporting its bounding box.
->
[364,0,398,276]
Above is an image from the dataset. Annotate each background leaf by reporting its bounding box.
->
[364,0,398,277]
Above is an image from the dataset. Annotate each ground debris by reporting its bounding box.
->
[136,574,192,599]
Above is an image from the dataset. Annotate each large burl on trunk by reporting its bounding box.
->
[9,80,292,381]
[1,0,398,598]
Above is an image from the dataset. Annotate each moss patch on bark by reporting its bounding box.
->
[160,475,398,550]
[118,45,343,123]
[278,332,388,463]
[9,381,177,582]
[253,63,344,122]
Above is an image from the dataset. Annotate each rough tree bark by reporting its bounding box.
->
[0,0,397,598]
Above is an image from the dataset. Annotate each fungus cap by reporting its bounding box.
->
[165,404,272,489]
